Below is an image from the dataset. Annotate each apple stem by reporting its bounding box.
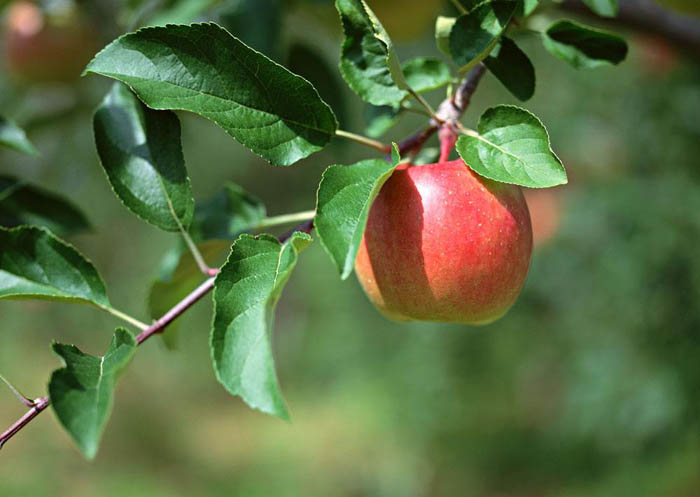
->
[439,125,458,163]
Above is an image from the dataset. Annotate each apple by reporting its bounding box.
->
[3,1,98,84]
[355,159,533,325]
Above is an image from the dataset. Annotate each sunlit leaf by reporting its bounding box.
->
[85,23,337,166]
[49,328,136,459]
[456,105,567,188]
[315,144,401,279]
[0,226,110,308]
[435,16,456,56]
[211,232,312,419]
[336,0,408,107]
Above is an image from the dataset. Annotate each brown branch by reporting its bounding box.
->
[559,0,700,60]
[395,62,488,158]
[0,64,488,452]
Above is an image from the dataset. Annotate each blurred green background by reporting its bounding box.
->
[2,0,700,495]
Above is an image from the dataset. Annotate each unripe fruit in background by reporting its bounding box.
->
[3,1,98,83]
[355,159,533,325]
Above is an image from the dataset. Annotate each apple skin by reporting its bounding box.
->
[355,159,533,325]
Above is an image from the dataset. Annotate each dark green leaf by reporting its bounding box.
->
[315,144,401,279]
[149,239,231,349]
[85,23,337,166]
[582,0,619,17]
[0,176,91,235]
[484,37,535,101]
[216,0,283,60]
[93,83,194,232]
[190,182,266,243]
[211,232,312,419]
[542,20,628,69]
[401,57,452,94]
[449,1,517,70]
[49,328,136,459]
[364,105,402,139]
[288,43,347,132]
[336,0,408,107]
[0,116,38,156]
[435,16,456,56]
[456,105,567,188]
[0,226,110,308]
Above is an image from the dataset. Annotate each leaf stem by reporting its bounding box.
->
[178,225,212,275]
[408,89,442,124]
[103,306,149,331]
[335,129,389,152]
[0,374,34,407]
[451,0,468,14]
[256,210,316,230]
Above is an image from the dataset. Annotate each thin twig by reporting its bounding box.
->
[0,375,34,408]
[0,62,491,452]
[0,396,49,450]
[450,0,468,15]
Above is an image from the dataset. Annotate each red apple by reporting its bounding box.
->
[355,159,532,324]
[3,1,98,84]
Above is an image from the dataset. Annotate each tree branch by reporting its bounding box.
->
[0,63,488,452]
[395,63,487,157]
[559,0,700,60]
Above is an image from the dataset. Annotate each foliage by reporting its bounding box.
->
[0,0,644,464]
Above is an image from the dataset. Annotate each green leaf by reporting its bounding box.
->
[288,43,347,132]
[0,176,91,236]
[364,105,402,139]
[148,0,220,25]
[85,23,337,166]
[0,226,110,308]
[336,0,408,107]
[93,83,194,232]
[483,37,535,101]
[49,328,137,459]
[217,0,284,60]
[401,57,452,94]
[542,20,628,69]
[456,105,567,188]
[435,16,456,56]
[449,1,517,70]
[211,232,313,419]
[0,116,38,156]
[149,239,231,349]
[315,144,401,279]
[516,0,539,18]
[189,182,266,243]
[582,0,618,17]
